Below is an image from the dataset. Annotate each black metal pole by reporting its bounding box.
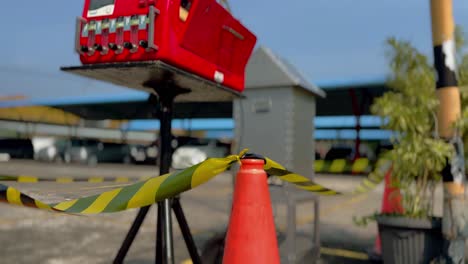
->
[157,91,175,264]
[172,197,202,264]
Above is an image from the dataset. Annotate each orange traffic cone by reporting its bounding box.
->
[371,166,404,258]
[381,166,404,214]
[223,156,280,264]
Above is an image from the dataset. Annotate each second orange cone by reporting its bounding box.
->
[223,156,280,264]
[371,165,404,257]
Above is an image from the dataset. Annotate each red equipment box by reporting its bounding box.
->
[75,0,257,92]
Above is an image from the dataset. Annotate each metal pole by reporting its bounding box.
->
[158,91,175,264]
[430,1,466,262]
[349,89,361,160]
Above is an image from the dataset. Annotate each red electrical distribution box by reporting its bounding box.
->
[75,0,257,92]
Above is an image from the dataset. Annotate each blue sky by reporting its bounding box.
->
[1,0,467,100]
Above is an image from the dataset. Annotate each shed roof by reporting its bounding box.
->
[245,46,326,98]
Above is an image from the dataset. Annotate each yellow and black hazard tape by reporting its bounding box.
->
[0,150,338,214]
[314,158,372,174]
[353,154,393,194]
[0,175,150,183]
[265,157,338,195]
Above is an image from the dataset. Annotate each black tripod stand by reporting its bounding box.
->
[61,61,241,264]
[113,81,202,264]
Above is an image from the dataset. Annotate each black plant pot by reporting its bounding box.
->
[376,215,443,264]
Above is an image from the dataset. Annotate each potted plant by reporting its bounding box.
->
[357,28,468,263]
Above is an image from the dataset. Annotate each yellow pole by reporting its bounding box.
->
[430,0,466,262]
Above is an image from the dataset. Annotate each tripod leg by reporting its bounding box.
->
[173,198,202,264]
[114,206,151,264]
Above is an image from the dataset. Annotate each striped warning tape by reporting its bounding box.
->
[265,157,339,195]
[320,247,369,260]
[0,175,150,183]
[0,150,340,214]
[314,157,372,174]
[353,153,393,194]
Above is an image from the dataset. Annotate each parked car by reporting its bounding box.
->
[63,139,132,166]
[65,138,101,165]
[324,146,355,161]
[129,144,149,164]
[0,138,34,160]
[36,138,72,163]
[315,152,321,160]
[96,142,134,164]
[171,138,231,169]
[375,142,394,158]
[140,142,159,165]
[148,136,200,166]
